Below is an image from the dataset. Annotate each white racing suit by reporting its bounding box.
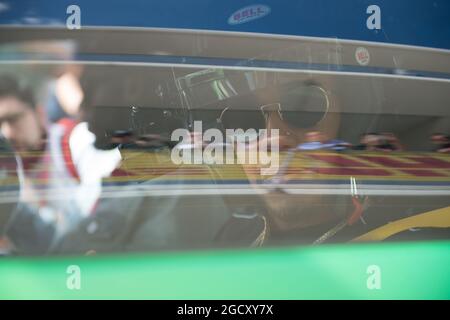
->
[5,119,121,254]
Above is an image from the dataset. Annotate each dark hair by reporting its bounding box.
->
[0,75,36,109]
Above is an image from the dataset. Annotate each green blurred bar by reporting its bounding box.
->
[0,241,449,299]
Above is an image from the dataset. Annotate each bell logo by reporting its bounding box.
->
[228,5,271,25]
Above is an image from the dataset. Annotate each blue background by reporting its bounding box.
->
[0,0,449,49]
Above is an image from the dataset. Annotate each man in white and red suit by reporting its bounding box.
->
[0,75,121,253]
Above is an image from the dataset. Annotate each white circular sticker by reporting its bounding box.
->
[355,47,370,66]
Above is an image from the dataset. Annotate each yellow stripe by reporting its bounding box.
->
[352,206,450,242]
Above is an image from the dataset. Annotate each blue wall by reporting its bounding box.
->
[0,0,449,49]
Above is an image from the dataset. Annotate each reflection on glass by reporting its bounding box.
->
[0,31,449,257]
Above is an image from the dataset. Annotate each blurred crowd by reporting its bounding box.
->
[297,130,450,153]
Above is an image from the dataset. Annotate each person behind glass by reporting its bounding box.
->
[45,65,84,123]
[241,79,358,233]
[0,75,121,253]
[377,132,403,151]
[430,133,450,153]
[353,133,378,151]
[353,132,403,152]
[297,130,352,151]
